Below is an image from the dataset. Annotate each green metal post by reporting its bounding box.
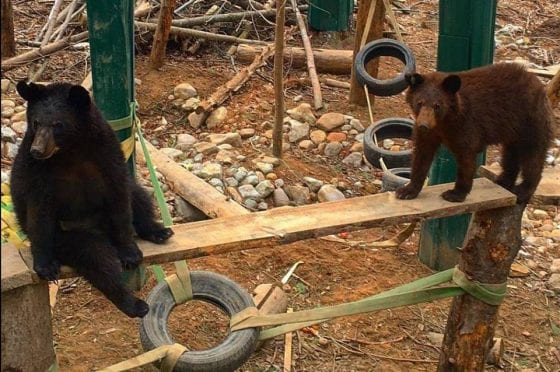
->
[418,0,497,271]
[308,0,353,31]
[86,0,146,289]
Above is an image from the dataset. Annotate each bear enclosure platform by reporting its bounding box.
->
[10,177,517,277]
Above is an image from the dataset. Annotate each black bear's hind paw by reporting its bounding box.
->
[395,185,420,200]
[441,189,467,203]
[118,242,143,270]
[34,260,60,281]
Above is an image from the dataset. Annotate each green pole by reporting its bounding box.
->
[418,0,497,271]
[86,0,146,289]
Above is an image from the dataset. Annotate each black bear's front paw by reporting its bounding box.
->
[34,260,60,281]
[441,189,467,202]
[395,184,421,200]
[143,227,174,244]
[117,242,143,270]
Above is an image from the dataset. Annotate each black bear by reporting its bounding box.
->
[10,81,174,318]
[395,63,553,203]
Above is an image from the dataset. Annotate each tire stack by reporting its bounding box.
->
[354,38,416,192]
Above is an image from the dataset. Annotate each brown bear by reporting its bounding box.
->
[395,63,553,203]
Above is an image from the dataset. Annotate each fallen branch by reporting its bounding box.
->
[382,0,403,42]
[35,0,64,43]
[290,0,322,109]
[135,21,267,45]
[52,0,82,42]
[168,6,306,28]
[186,4,220,54]
[1,31,89,71]
[195,43,276,115]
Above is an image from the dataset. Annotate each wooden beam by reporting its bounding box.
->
[479,165,559,206]
[19,178,515,278]
[438,204,524,371]
[1,0,16,58]
[149,0,176,69]
[136,141,249,218]
[1,243,34,292]
[349,0,385,105]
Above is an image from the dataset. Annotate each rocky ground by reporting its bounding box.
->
[1,0,559,370]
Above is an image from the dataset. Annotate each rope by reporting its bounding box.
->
[231,266,508,339]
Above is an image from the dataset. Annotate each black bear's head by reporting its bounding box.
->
[16,81,93,159]
[404,73,462,131]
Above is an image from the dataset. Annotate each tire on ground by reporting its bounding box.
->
[139,271,259,372]
[363,117,414,169]
[354,38,416,96]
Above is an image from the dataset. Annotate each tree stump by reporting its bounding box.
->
[438,204,525,371]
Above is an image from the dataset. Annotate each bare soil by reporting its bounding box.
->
[2,0,559,371]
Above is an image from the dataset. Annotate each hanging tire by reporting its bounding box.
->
[363,117,414,169]
[139,271,259,372]
[382,167,411,192]
[354,38,416,96]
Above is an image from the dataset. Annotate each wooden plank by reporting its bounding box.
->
[23,178,514,278]
[479,165,559,206]
[1,242,35,292]
[136,141,249,218]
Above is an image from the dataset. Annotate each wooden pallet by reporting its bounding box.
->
[13,178,516,279]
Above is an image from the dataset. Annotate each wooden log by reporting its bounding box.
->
[135,21,268,46]
[349,0,385,105]
[290,0,322,109]
[1,244,55,371]
[236,44,353,75]
[186,4,220,55]
[1,0,16,58]
[195,43,275,115]
[438,204,524,371]
[272,0,285,158]
[135,141,249,218]
[149,0,177,69]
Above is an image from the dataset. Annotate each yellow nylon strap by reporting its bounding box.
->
[230,306,260,329]
[164,261,193,304]
[97,343,187,372]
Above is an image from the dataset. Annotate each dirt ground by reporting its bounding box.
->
[2,0,560,371]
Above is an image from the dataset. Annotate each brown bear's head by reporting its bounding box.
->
[404,72,461,131]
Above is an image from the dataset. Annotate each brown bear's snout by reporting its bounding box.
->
[416,108,436,130]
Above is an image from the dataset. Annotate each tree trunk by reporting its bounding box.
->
[1,0,16,58]
[349,0,385,105]
[272,0,286,158]
[149,0,176,69]
[438,204,524,371]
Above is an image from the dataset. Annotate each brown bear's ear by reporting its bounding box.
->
[16,81,44,102]
[68,85,91,109]
[442,75,461,94]
[405,73,424,88]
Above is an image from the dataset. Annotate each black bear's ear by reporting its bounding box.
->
[442,75,461,94]
[68,85,91,109]
[16,81,43,101]
[405,73,424,88]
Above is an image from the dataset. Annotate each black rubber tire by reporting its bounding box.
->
[354,38,416,96]
[363,117,414,169]
[139,271,259,372]
[382,167,411,192]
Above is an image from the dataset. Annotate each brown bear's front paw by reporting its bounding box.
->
[441,189,467,202]
[118,242,143,270]
[395,185,421,200]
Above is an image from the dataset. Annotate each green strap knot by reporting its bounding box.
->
[452,266,507,306]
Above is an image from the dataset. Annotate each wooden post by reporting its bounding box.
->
[149,0,176,69]
[438,204,524,371]
[272,0,285,158]
[1,0,16,58]
[349,0,385,106]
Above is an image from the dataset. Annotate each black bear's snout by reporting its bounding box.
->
[30,147,44,159]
